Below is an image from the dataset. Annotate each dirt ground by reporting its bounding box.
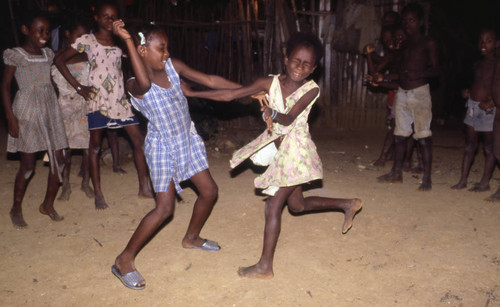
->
[0,122,499,307]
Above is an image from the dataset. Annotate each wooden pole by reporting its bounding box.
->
[8,0,19,46]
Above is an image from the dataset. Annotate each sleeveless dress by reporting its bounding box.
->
[230,75,323,195]
[129,58,208,193]
[51,62,90,149]
[3,47,67,153]
[72,33,133,119]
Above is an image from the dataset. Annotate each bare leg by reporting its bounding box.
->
[115,181,176,285]
[470,131,495,192]
[10,152,36,228]
[181,169,219,248]
[89,128,108,209]
[123,125,154,198]
[107,129,126,174]
[238,186,295,279]
[80,149,94,198]
[452,125,478,190]
[373,130,394,167]
[487,115,500,201]
[378,135,406,183]
[418,137,432,191]
[57,149,72,201]
[287,187,363,234]
[403,137,415,171]
[39,149,64,221]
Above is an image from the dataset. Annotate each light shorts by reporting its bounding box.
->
[463,98,495,132]
[394,84,432,139]
[87,110,139,130]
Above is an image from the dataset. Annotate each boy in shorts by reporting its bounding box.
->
[377,3,440,191]
[452,28,498,192]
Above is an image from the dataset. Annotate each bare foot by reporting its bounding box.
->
[237,264,274,279]
[57,184,71,201]
[418,180,432,191]
[468,183,490,192]
[372,158,385,167]
[113,166,127,174]
[10,210,28,228]
[81,183,95,198]
[39,205,64,221]
[377,171,402,183]
[410,166,423,174]
[342,198,362,234]
[138,189,154,199]
[451,181,467,190]
[485,189,500,202]
[95,197,109,210]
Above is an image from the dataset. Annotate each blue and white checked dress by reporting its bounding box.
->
[130,58,209,193]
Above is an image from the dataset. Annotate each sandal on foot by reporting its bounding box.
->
[184,240,221,252]
[111,265,145,290]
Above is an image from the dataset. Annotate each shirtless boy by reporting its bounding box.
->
[377,3,440,191]
[452,28,498,192]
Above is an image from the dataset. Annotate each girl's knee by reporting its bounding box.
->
[202,183,218,202]
[155,204,174,220]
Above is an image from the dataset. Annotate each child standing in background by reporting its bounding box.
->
[452,28,498,192]
[183,32,362,279]
[54,1,154,209]
[51,16,94,200]
[1,11,67,227]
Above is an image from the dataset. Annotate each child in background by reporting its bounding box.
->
[54,1,154,209]
[111,21,242,290]
[452,28,498,192]
[51,16,94,200]
[183,32,362,279]
[1,11,67,227]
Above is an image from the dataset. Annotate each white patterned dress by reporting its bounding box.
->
[72,33,133,119]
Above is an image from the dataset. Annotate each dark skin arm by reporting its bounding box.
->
[182,77,319,127]
[1,65,19,137]
[53,46,95,100]
[172,58,241,90]
[112,20,151,97]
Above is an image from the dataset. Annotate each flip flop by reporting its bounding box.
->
[111,265,145,290]
[184,239,221,252]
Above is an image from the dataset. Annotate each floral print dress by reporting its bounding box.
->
[230,75,323,195]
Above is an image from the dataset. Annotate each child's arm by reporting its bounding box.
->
[172,58,241,90]
[54,46,95,100]
[112,20,151,97]
[1,65,19,137]
[264,87,319,127]
[181,77,271,102]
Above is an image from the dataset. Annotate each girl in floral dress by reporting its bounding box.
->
[183,32,363,279]
[54,2,153,209]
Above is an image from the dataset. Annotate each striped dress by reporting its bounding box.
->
[130,58,208,193]
[3,47,67,153]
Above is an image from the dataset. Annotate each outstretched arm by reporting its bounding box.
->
[181,76,271,102]
[112,20,151,97]
[1,65,19,137]
[172,58,241,90]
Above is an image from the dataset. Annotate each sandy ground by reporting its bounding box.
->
[0,123,499,307]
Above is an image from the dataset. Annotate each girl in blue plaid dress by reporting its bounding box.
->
[110,21,242,290]
[2,12,67,227]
